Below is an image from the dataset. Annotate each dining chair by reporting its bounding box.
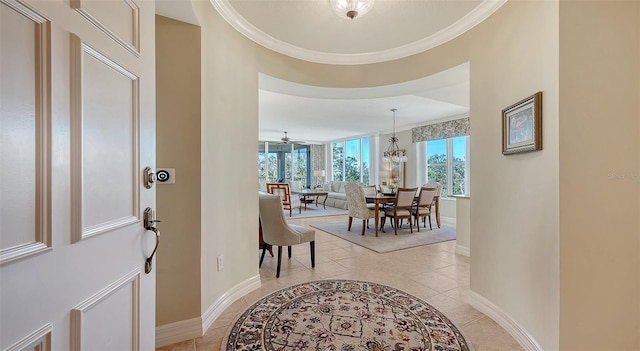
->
[345,183,384,235]
[266,182,301,217]
[383,187,418,235]
[258,194,315,278]
[413,187,437,231]
[423,182,442,228]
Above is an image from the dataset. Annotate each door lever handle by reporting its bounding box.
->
[144,226,160,274]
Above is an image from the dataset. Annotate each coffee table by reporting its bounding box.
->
[292,189,328,210]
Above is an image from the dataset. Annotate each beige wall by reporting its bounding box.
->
[155,15,202,326]
[559,1,640,349]
[468,2,560,349]
[192,1,262,310]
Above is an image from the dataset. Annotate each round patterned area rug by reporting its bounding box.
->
[224,279,472,351]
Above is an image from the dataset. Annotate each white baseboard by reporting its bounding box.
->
[469,291,543,351]
[455,244,470,257]
[201,274,261,333]
[156,317,202,348]
[155,274,261,348]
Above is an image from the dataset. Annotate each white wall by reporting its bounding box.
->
[454,197,470,256]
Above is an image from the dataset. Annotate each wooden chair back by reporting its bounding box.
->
[266,183,291,206]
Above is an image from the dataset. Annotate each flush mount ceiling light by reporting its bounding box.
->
[330,0,375,20]
[382,108,407,163]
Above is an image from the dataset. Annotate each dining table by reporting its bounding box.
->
[364,194,396,237]
[365,193,441,236]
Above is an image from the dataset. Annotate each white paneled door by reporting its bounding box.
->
[1,0,156,349]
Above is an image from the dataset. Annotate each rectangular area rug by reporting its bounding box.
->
[310,221,456,253]
[286,206,348,219]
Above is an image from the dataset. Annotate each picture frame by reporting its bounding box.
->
[502,91,542,155]
[385,157,406,188]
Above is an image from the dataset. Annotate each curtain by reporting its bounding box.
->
[310,144,325,174]
[411,117,470,143]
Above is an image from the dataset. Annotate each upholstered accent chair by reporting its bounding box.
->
[383,187,418,235]
[258,194,315,278]
[423,182,443,228]
[266,183,301,217]
[413,187,437,231]
[345,183,383,235]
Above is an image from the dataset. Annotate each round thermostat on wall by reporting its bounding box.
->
[156,168,175,184]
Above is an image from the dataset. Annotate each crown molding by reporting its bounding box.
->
[209,0,507,65]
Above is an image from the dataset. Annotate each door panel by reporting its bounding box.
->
[71,0,140,56]
[0,0,51,265]
[0,0,155,349]
[71,35,139,242]
[71,271,140,351]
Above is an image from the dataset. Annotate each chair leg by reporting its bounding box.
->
[276,246,282,278]
[288,246,292,258]
[310,241,315,268]
[361,220,366,236]
[416,215,420,232]
[409,216,413,233]
[348,217,353,231]
[394,218,398,235]
[259,245,267,267]
[379,217,386,233]
[289,208,292,217]
[428,216,432,230]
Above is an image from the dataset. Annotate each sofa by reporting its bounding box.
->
[318,181,376,209]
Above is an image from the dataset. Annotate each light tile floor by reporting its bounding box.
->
[157,215,524,351]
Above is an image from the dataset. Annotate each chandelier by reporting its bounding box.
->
[329,0,375,20]
[382,108,407,163]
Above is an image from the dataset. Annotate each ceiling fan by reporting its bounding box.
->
[278,131,306,145]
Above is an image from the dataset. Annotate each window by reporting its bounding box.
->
[292,146,309,186]
[332,143,344,181]
[345,139,360,182]
[426,136,469,196]
[331,137,370,183]
[259,142,310,187]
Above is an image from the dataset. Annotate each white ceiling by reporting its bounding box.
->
[259,62,470,144]
[155,1,504,144]
[212,0,506,65]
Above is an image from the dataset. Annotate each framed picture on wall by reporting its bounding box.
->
[386,159,406,188]
[502,91,542,155]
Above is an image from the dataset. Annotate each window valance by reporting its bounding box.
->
[411,117,470,143]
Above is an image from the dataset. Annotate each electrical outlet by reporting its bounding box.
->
[217,256,224,271]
